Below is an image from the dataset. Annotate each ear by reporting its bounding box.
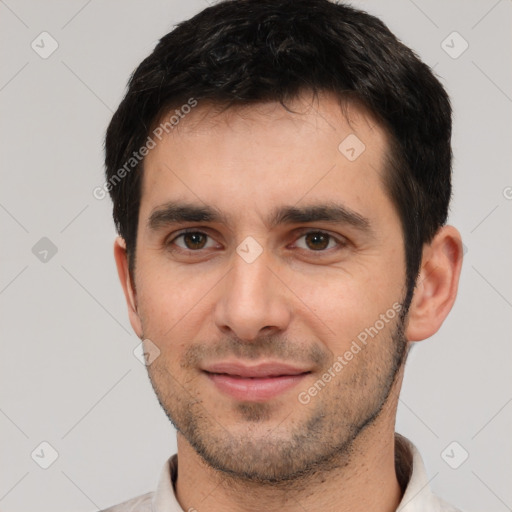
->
[113,236,143,338]
[405,225,463,342]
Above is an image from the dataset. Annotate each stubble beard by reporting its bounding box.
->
[145,312,408,487]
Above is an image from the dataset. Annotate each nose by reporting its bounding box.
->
[214,250,292,342]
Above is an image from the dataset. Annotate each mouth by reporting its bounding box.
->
[202,361,312,402]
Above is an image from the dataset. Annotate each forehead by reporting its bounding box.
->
[139,92,393,229]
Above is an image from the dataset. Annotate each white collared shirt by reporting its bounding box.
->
[100,434,462,512]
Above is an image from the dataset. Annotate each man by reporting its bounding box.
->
[101,0,463,510]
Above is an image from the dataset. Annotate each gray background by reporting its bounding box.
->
[1,0,511,511]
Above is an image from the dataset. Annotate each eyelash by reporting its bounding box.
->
[166,228,348,254]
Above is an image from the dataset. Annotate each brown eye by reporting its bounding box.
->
[170,231,215,251]
[292,230,347,254]
[182,232,207,249]
[304,232,331,251]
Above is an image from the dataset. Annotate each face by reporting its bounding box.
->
[122,93,409,482]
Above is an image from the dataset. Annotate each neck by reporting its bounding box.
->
[175,397,404,512]
[176,436,401,512]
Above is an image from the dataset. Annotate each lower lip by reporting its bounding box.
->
[205,372,309,402]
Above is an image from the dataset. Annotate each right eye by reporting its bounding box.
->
[167,230,219,252]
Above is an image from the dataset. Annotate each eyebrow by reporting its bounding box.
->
[147,201,372,234]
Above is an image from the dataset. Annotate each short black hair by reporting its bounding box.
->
[104,0,452,307]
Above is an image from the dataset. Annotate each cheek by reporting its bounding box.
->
[135,261,221,347]
[136,271,187,336]
[290,269,402,351]
[299,279,361,322]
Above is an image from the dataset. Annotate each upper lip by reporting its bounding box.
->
[202,361,311,378]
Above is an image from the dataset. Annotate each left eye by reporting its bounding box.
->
[294,231,341,251]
